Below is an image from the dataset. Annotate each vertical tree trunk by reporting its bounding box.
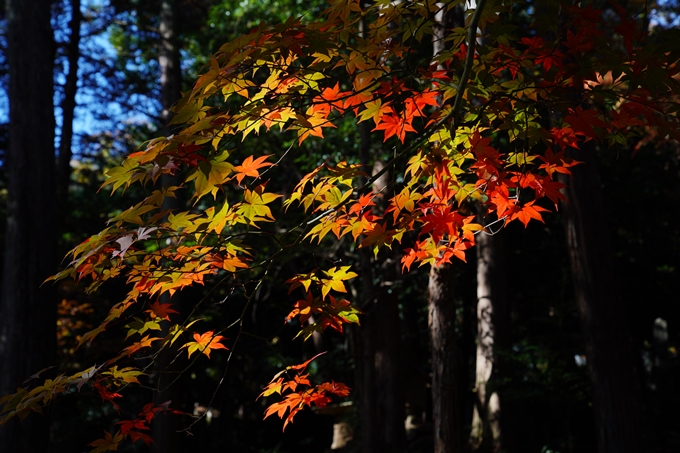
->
[469,226,508,452]
[374,251,406,452]
[0,0,56,451]
[353,9,405,451]
[357,202,379,452]
[560,145,647,453]
[429,264,464,452]
[357,166,406,453]
[57,0,82,211]
[159,0,182,128]
[428,4,467,452]
[153,1,184,451]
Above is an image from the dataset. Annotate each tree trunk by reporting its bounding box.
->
[469,226,508,452]
[374,254,406,452]
[152,1,184,451]
[57,0,82,211]
[429,264,464,452]
[356,168,406,453]
[0,0,57,451]
[428,4,467,452]
[560,144,647,453]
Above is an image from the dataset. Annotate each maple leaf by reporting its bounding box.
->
[236,184,282,226]
[437,239,474,264]
[386,187,422,221]
[139,402,169,423]
[88,430,124,453]
[565,107,607,140]
[357,99,393,125]
[145,301,179,321]
[289,351,327,371]
[260,377,285,398]
[129,430,155,447]
[319,266,358,299]
[116,418,149,435]
[286,291,323,324]
[232,155,273,185]
[92,380,123,411]
[119,335,161,357]
[372,113,417,143]
[317,381,351,397]
[509,201,549,227]
[103,366,145,385]
[360,223,394,258]
[180,331,228,359]
[420,205,459,244]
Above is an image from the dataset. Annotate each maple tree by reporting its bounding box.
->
[2,0,680,450]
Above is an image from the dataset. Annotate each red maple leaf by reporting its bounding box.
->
[372,113,416,143]
[92,380,122,411]
[145,301,179,321]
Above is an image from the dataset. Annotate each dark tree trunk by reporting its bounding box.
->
[358,251,405,453]
[159,0,182,128]
[57,0,81,211]
[429,264,464,452]
[0,0,57,451]
[428,4,467,452]
[152,1,184,451]
[469,226,508,452]
[356,171,406,453]
[560,145,647,453]
[374,255,406,452]
[354,10,405,448]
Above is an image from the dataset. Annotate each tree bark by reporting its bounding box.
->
[429,264,464,452]
[57,0,82,211]
[469,226,508,452]
[356,166,406,453]
[560,144,647,453]
[428,4,467,452]
[152,1,184,451]
[0,0,57,450]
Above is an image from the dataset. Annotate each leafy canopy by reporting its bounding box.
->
[2,0,679,449]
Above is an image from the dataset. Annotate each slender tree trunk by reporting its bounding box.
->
[355,15,377,450]
[356,163,406,453]
[429,263,464,452]
[428,4,468,452]
[560,144,647,453]
[374,250,406,452]
[0,0,56,451]
[353,9,405,451]
[469,226,508,452]
[153,1,184,451]
[57,0,82,211]
[159,0,182,128]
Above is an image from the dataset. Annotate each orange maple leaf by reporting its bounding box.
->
[232,155,273,185]
[181,331,228,359]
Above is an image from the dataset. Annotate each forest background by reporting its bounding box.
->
[0,0,680,452]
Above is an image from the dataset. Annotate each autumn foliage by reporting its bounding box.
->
[2,0,679,450]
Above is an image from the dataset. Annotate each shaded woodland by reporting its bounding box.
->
[1,1,680,452]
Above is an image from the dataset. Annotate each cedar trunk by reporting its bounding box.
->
[57,0,82,210]
[0,0,57,450]
[429,264,464,452]
[152,1,184,451]
[428,4,467,452]
[469,227,508,452]
[561,145,647,453]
